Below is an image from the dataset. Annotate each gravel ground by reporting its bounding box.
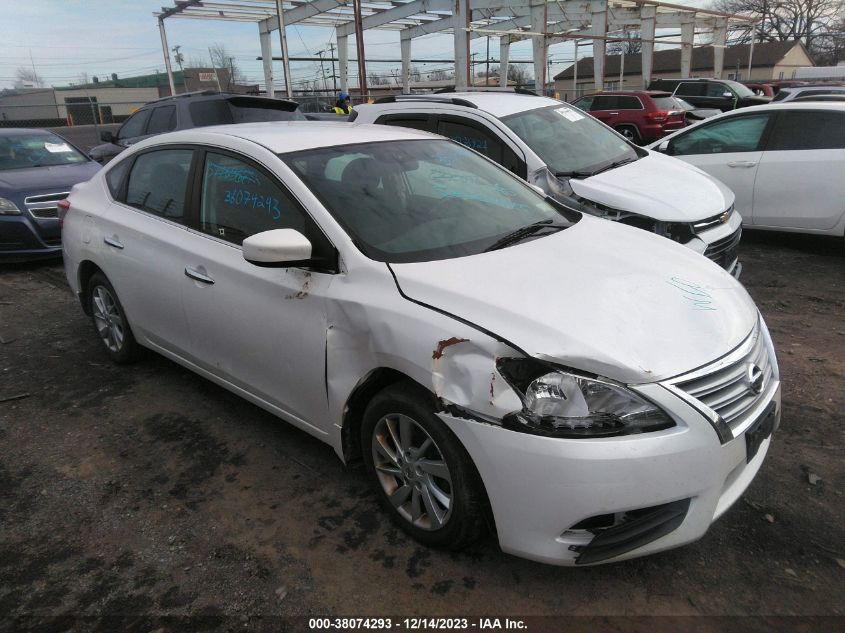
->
[0,230,843,632]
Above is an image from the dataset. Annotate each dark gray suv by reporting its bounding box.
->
[89,91,304,164]
[648,78,771,112]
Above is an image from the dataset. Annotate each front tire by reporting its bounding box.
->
[361,382,488,549]
[87,272,140,364]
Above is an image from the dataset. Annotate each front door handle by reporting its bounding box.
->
[185,266,215,285]
[103,236,124,249]
[728,160,757,168]
[608,111,620,115]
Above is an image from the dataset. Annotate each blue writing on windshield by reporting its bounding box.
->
[208,161,261,185]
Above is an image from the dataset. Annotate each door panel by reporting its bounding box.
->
[677,151,762,219]
[180,233,333,430]
[180,150,336,431]
[753,149,845,230]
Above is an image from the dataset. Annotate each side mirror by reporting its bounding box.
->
[722,92,733,99]
[242,229,312,266]
[657,140,670,153]
[100,130,116,143]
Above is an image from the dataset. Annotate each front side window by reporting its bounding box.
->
[670,114,770,156]
[125,149,193,221]
[284,139,577,263]
[590,96,617,111]
[767,110,845,151]
[0,132,90,170]
[118,110,151,140]
[146,105,177,134]
[706,82,732,98]
[438,119,500,160]
[572,96,593,111]
[503,104,638,177]
[198,152,325,252]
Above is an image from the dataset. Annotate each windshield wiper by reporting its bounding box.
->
[484,219,566,252]
[590,157,638,176]
[555,170,593,179]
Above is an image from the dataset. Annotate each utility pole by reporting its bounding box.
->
[485,36,490,84]
[471,52,478,85]
[228,56,236,90]
[316,50,329,93]
[328,42,337,92]
[172,45,184,72]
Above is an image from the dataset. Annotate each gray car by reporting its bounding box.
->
[89,91,305,164]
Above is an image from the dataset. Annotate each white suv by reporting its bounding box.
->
[354,90,743,276]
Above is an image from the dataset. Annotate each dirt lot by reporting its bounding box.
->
[1,230,843,632]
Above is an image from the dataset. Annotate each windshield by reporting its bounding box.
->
[502,104,638,177]
[0,132,89,170]
[283,139,578,263]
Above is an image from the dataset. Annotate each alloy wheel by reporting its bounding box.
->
[91,285,125,353]
[371,413,453,530]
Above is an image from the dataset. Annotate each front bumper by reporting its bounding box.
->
[439,381,780,566]
[0,215,62,261]
[683,209,744,278]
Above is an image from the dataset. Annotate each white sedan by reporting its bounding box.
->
[62,122,780,566]
[650,102,845,236]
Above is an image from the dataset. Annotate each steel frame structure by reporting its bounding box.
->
[155,0,756,100]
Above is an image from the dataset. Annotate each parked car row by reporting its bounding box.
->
[61,121,781,566]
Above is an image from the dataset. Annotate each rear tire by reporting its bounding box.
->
[87,272,140,364]
[616,125,641,144]
[361,381,488,550]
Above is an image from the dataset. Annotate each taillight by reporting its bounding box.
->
[57,198,70,229]
[647,111,669,123]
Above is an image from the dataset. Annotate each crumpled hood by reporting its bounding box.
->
[391,215,757,384]
[0,162,101,198]
[569,151,735,222]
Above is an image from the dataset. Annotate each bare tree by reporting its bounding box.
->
[711,0,844,60]
[15,66,44,87]
[77,72,90,86]
[368,72,388,85]
[607,31,643,56]
[410,65,422,82]
[507,64,530,86]
[208,43,244,87]
[430,68,451,81]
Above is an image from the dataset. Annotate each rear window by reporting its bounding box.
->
[189,98,305,127]
[652,96,683,110]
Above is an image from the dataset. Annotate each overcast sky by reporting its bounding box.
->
[0,0,701,92]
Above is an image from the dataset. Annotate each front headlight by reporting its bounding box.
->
[0,197,22,215]
[498,358,675,438]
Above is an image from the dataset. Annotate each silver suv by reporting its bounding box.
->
[353,90,742,276]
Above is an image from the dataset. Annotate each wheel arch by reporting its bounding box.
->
[77,260,104,316]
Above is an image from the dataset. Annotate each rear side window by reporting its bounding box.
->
[670,114,771,156]
[118,110,151,140]
[146,106,177,134]
[767,110,845,150]
[707,82,731,97]
[376,115,435,132]
[105,159,130,198]
[125,149,193,221]
[617,96,642,110]
[676,82,705,97]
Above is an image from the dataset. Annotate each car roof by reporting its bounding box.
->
[153,121,439,153]
[577,90,671,97]
[376,91,562,118]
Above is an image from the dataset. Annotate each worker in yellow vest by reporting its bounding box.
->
[333,92,353,115]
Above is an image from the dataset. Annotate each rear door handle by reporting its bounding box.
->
[185,266,215,285]
[103,236,124,249]
[728,161,757,168]
[608,111,619,115]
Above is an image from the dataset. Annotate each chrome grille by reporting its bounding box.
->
[704,227,741,268]
[666,321,777,439]
[24,191,68,221]
[694,207,734,234]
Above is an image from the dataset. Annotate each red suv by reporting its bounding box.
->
[570,90,687,144]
